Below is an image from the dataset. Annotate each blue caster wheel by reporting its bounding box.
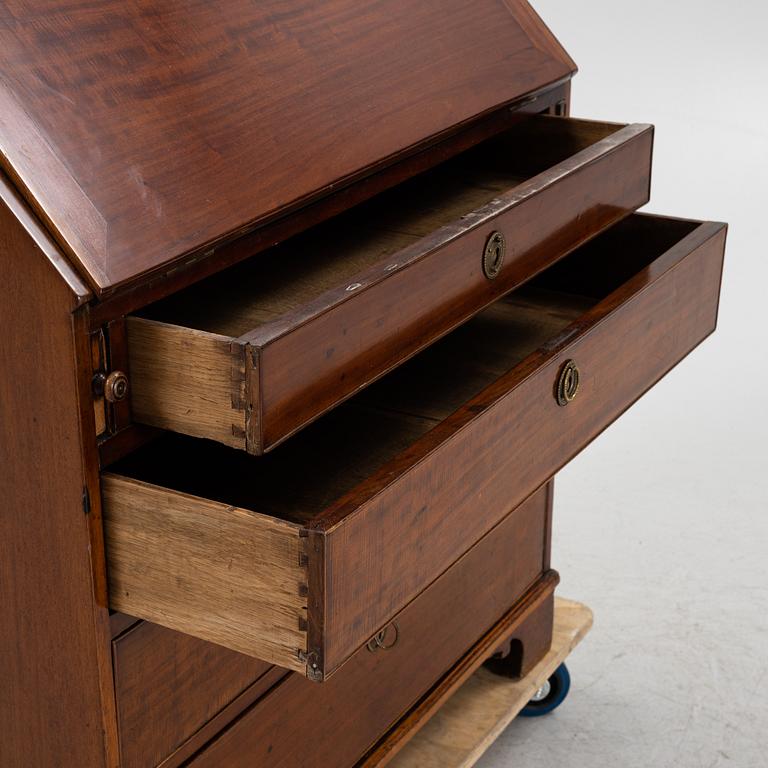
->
[519,663,571,717]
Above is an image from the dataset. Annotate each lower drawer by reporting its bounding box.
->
[187,483,553,768]
[112,622,273,768]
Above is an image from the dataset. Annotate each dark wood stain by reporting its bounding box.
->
[88,83,570,326]
[0,4,729,762]
[113,622,273,768]
[0,0,574,293]
[320,215,726,670]
[0,179,114,767]
[362,577,557,767]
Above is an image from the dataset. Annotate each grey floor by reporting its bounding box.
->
[480,3,768,767]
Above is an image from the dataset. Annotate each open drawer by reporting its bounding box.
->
[103,214,725,681]
[126,115,654,454]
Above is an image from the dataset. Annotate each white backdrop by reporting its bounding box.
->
[480,2,768,766]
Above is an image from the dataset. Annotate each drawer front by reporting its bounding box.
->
[103,214,725,680]
[188,485,552,768]
[318,217,726,671]
[249,120,653,452]
[127,116,653,454]
[113,622,273,768]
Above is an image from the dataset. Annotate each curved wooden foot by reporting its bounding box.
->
[484,585,555,680]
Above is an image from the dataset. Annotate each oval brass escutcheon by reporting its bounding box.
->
[366,622,399,652]
[482,231,506,280]
[556,359,580,406]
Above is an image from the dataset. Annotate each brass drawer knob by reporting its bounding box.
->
[366,622,399,652]
[482,231,506,280]
[556,360,580,406]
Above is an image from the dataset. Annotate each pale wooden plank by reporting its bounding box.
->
[127,317,247,449]
[390,598,593,768]
[102,475,308,674]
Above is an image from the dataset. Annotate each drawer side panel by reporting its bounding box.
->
[102,475,307,672]
[127,317,247,450]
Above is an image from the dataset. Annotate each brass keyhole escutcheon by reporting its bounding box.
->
[366,622,399,652]
[556,360,580,406]
[482,231,506,280]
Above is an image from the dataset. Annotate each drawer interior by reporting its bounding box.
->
[125,114,653,455]
[106,211,721,674]
[135,117,628,337]
[112,214,699,525]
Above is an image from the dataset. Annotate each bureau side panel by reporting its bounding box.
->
[0,188,110,766]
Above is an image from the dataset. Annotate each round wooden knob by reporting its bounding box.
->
[556,360,580,406]
[103,371,129,403]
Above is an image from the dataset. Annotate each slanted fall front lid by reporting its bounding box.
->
[0,0,574,294]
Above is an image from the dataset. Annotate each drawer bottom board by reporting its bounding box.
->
[386,597,593,768]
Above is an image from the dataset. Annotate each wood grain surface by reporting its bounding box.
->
[87,83,570,326]
[186,488,553,768]
[127,318,247,449]
[129,116,652,453]
[0,178,113,766]
[102,475,308,672]
[106,292,585,526]
[104,214,726,679]
[362,576,558,767]
[0,0,574,293]
[113,622,273,768]
[318,216,725,672]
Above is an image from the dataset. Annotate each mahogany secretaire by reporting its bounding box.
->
[0,2,726,766]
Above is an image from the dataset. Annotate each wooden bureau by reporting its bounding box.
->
[0,2,726,766]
